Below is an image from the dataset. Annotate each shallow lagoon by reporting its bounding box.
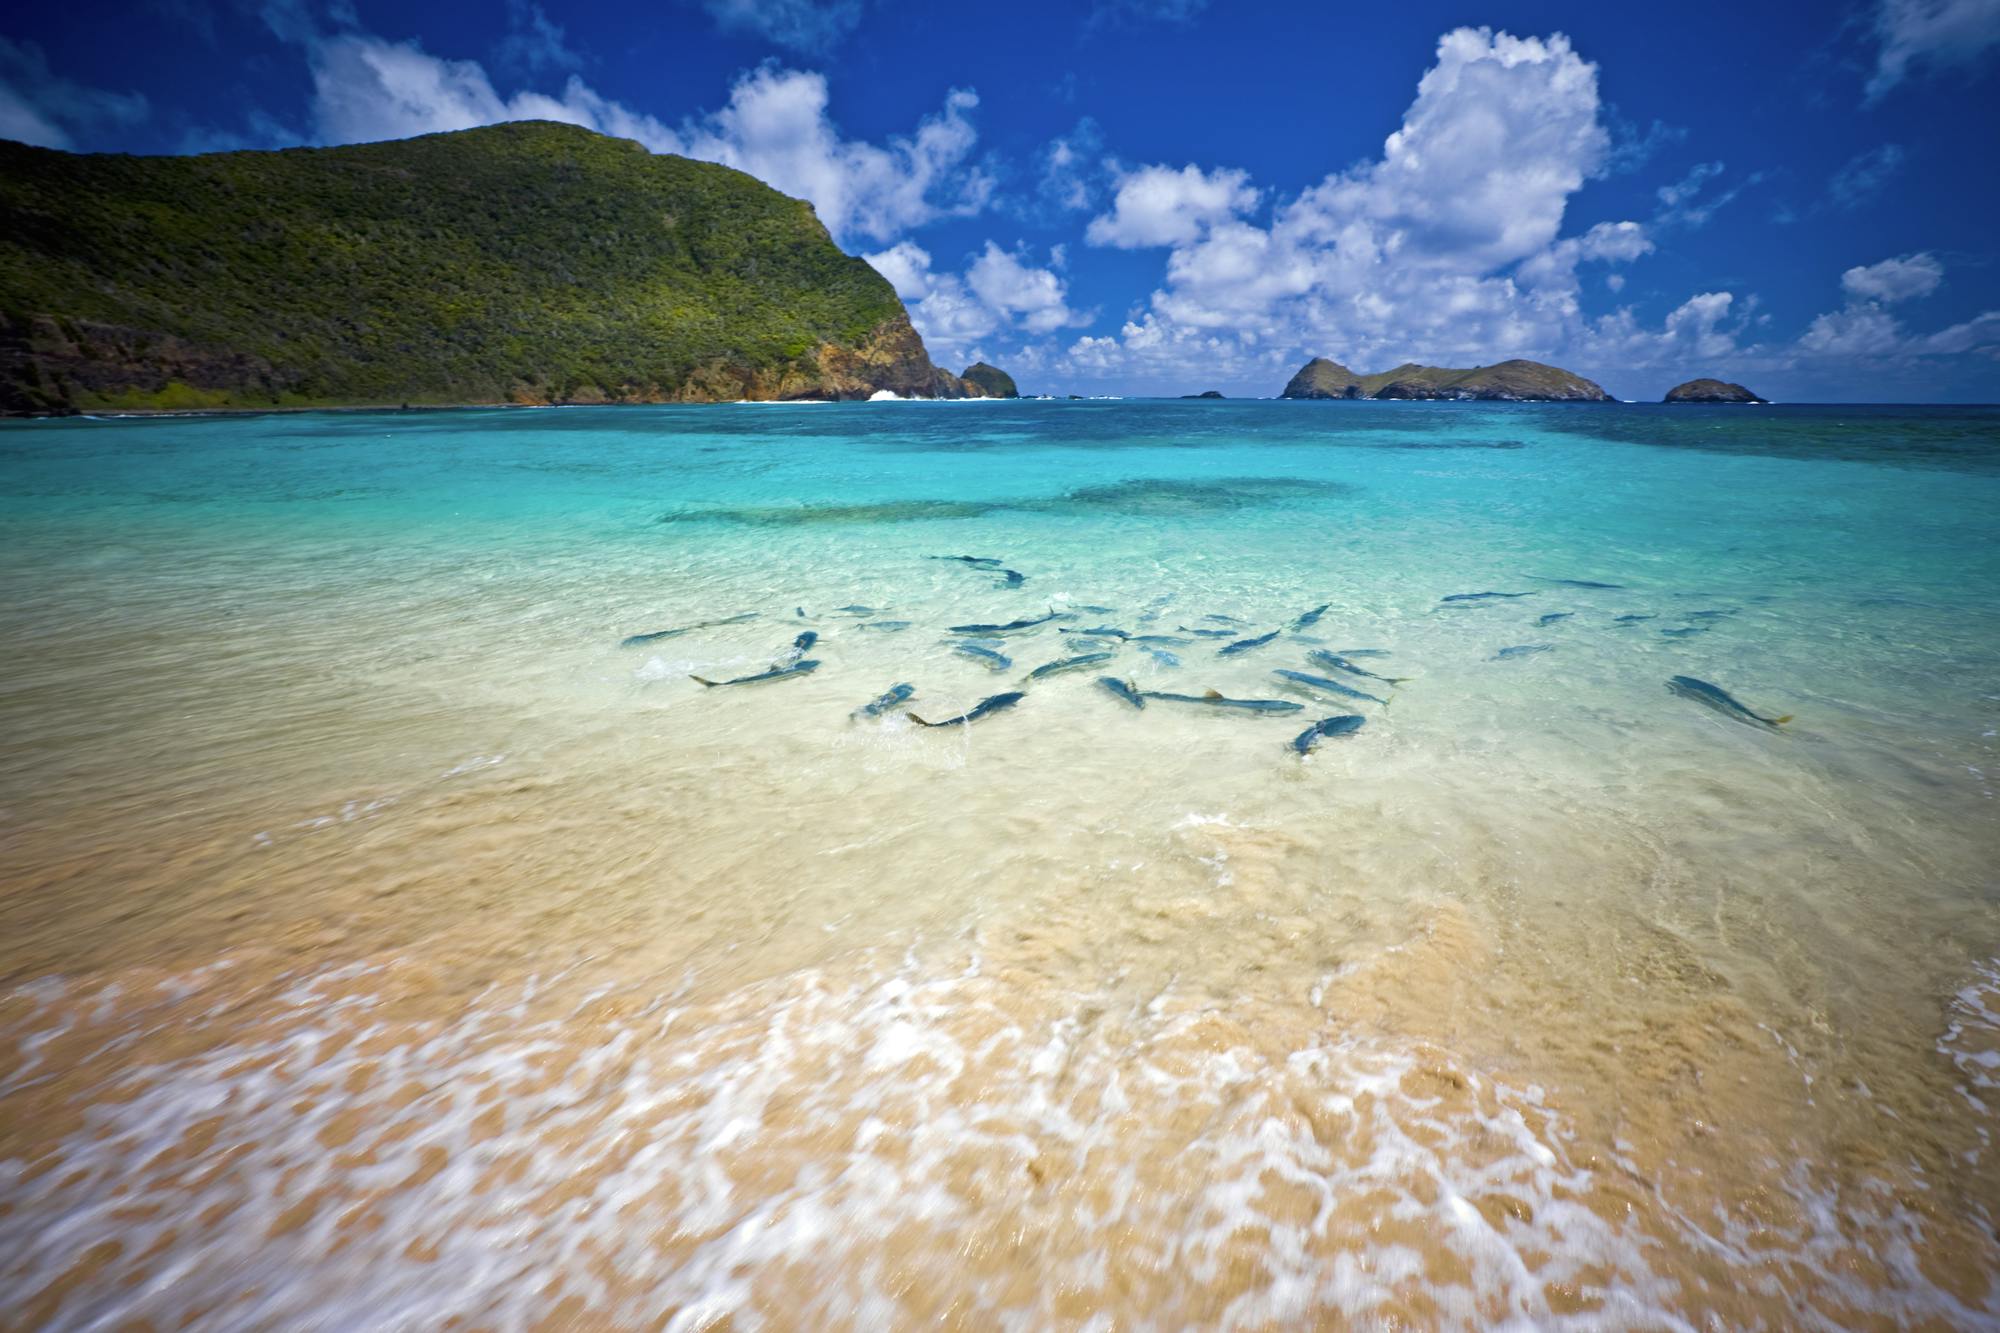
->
[2,399,1998,1326]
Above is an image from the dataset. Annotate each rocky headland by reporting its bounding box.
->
[1281,357,1611,402]
[0,121,988,414]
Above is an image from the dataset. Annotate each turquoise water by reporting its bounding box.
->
[2,400,1999,1327]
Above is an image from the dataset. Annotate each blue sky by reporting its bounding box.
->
[4,0,1999,401]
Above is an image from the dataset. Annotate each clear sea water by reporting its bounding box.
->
[1,399,1998,1327]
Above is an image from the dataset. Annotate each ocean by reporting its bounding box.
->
[2,399,1997,1327]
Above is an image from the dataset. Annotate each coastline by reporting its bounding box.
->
[19,397,2000,421]
[2,395,1009,421]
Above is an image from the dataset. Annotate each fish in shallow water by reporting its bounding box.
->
[1097,677,1146,709]
[1271,669,1388,706]
[1074,604,1117,614]
[1146,649,1181,668]
[1218,631,1280,656]
[1291,714,1365,754]
[1660,626,1707,638]
[1334,648,1391,657]
[1204,613,1249,624]
[777,630,818,663]
[1141,688,1302,713]
[1614,614,1656,624]
[1491,644,1553,660]
[1129,634,1191,646]
[1537,612,1574,626]
[1025,652,1114,681]
[948,612,1063,636]
[933,555,1003,567]
[835,605,875,616]
[996,568,1028,587]
[1667,675,1792,730]
[952,642,1013,670]
[911,691,1026,727]
[857,620,912,632]
[691,660,821,687]
[1306,649,1410,685]
[853,683,915,718]
[1292,603,1331,629]
[1687,609,1736,620]
[1179,626,1239,637]
[620,612,758,646]
[1529,577,1625,589]
[1441,591,1533,602]
[1063,625,1132,640]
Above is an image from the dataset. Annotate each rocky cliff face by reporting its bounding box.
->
[0,122,969,413]
[1664,378,1765,404]
[0,313,301,413]
[1281,357,1610,402]
[0,310,969,413]
[673,313,967,403]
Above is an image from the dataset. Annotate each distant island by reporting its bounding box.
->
[959,363,1019,398]
[1281,357,1610,402]
[0,121,1013,414]
[1663,378,1765,404]
[1180,390,1225,399]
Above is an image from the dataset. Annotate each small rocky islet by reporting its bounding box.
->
[957,362,1019,398]
[1279,356,1612,402]
[1662,377,1767,404]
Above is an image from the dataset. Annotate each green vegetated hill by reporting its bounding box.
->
[1281,356,1610,401]
[959,362,1019,398]
[0,121,988,413]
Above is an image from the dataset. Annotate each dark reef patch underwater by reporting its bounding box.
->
[655,475,1352,526]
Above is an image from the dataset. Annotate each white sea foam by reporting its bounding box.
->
[1942,958,2000,1128]
[3,953,1996,1329]
[440,753,505,778]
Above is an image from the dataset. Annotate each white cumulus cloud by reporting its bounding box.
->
[865,241,1083,366]
[1840,252,1944,304]
[1800,253,1997,365]
[1061,27,1649,387]
[864,239,935,303]
[307,33,670,145]
[655,67,990,243]
[295,26,988,245]
[1084,163,1259,248]
[1799,303,1908,356]
[966,243,1086,334]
